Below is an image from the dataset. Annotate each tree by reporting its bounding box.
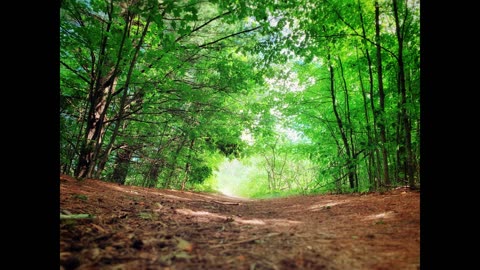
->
[245,0,420,193]
[61,0,264,185]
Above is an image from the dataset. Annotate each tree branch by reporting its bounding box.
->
[199,26,261,48]
[175,9,236,43]
[60,60,91,83]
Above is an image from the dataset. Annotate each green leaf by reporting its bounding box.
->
[60,214,95,219]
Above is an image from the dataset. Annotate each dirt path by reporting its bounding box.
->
[60,175,420,270]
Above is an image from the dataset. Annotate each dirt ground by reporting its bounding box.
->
[60,174,420,270]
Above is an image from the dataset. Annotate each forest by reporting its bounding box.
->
[60,0,420,198]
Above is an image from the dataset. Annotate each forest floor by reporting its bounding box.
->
[60,174,420,270]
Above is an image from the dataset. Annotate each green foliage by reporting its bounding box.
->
[72,194,88,201]
[60,0,420,195]
[190,165,212,184]
[192,174,218,193]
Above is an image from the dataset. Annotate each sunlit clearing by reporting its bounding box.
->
[176,208,265,224]
[364,211,395,220]
[308,201,345,211]
[241,129,255,146]
[215,158,253,198]
[176,208,224,218]
[176,208,302,226]
[266,219,303,226]
[237,219,266,225]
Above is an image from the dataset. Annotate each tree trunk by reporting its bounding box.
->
[111,144,134,185]
[338,56,358,190]
[394,96,409,185]
[392,0,415,189]
[181,138,196,191]
[94,15,152,179]
[74,1,117,179]
[366,46,383,189]
[375,1,390,186]
[355,44,376,190]
[164,136,189,188]
[357,0,383,190]
[326,50,355,189]
[146,162,161,188]
[75,70,117,179]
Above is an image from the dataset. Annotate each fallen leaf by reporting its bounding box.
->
[175,237,193,252]
[60,214,95,219]
[138,212,153,219]
[61,209,72,215]
[174,251,193,260]
[73,194,88,201]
